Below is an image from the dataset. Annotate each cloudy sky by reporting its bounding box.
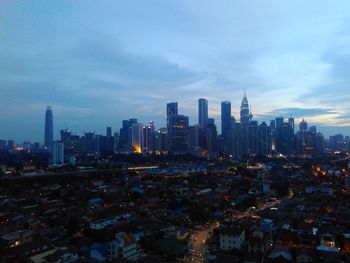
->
[1,0,350,142]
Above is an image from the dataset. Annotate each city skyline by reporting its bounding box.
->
[1,95,350,143]
[1,1,350,142]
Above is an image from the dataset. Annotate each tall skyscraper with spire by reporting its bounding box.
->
[240,92,252,128]
[44,106,53,149]
[240,92,253,155]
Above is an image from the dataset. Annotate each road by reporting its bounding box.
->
[186,223,218,263]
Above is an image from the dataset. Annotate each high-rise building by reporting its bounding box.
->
[257,122,270,155]
[221,101,232,140]
[44,106,54,149]
[119,120,130,150]
[275,117,284,132]
[51,141,64,165]
[188,125,201,157]
[98,135,115,157]
[166,102,178,128]
[240,94,252,155]
[130,123,142,153]
[288,117,295,134]
[155,128,168,154]
[198,98,208,129]
[278,122,294,153]
[168,114,189,154]
[299,119,308,133]
[60,129,80,152]
[118,119,138,151]
[240,94,252,128]
[249,121,259,154]
[106,126,112,137]
[80,132,95,154]
[206,121,218,160]
[315,132,324,153]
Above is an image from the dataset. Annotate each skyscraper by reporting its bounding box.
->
[168,114,189,154]
[206,121,218,160]
[198,98,208,129]
[240,94,251,128]
[240,94,252,155]
[288,117,295,134]
[221,101,231,140]
[51,141,64,165]
[106,126,112,137]
[130,123,142,153]
[44,106,53,149]
[166,102,178,127]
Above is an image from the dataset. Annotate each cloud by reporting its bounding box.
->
[260,107,338,118]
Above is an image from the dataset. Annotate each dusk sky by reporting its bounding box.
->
[1,0,350,142]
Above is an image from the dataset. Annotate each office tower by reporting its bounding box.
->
[275,117,284,131]
[129,119,138,126]
[113,132,119,151]
[198,98,208,129]
[221,101,232,140]
[309,126,317,133]
[130,123,142,153]
[119,120,131,150]
[275,117,284,151]
[270,120,276,131]
[98,135,115,157]
[303,130,317,153]
[60,129,80,152]
[60,129,71,144]
[315,132,324,153]
[217,135,224,154]
[44,106,54,149]
[278,122,294,153]
[329,134,344,151]
[240,93,252,128]
[168,114,189,154]
[142,121,156,154]
[142,125,150,153]
[80,132,95,154]
[288,117,295,135]
[249,121,259,154]
[257,122,270,155]
[240,94,252,155]
[118,119,138,151]
[166,102,178,128]
[270,120,276,151]
[207,118,215,126]
[51,141,64,165]
[155,128,168,154]
[206,122,218,160]
[231,116,236,129]
[188,125,201,157]
[106,126,112,137]
[299,119,308,132]
[231,123,242,158]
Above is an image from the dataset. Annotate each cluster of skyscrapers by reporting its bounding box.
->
[43,94,326,164]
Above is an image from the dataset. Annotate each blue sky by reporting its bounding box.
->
[1,0,350,142]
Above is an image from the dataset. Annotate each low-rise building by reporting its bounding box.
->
[110,232,140,261]
[220,226,245,250]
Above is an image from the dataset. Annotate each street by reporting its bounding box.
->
[185,222,218,263]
